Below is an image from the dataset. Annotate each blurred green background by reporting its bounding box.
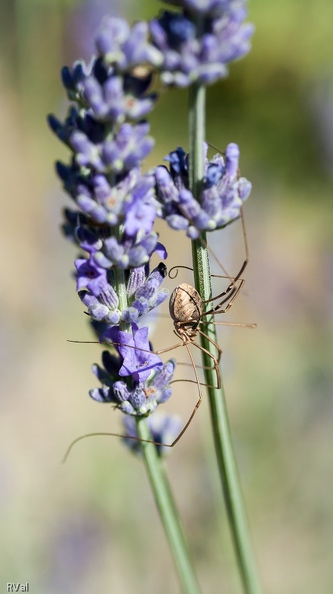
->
[1,0,333,593]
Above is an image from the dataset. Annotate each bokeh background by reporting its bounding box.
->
[1,1,333,593]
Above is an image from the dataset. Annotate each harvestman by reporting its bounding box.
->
[64,207,255,460]
[159,206,254,443]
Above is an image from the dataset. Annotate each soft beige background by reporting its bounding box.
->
[0,1,333,593]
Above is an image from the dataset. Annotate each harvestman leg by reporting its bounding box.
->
[199,207,249,320]
[63,336,221,458]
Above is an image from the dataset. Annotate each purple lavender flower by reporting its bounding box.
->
[48,16,161,268]
[95,18,163,70]
[61,50,159,125]
[102,323,163,382]
[89,349,176,415]
[92,231,166,269]
[68,121,154,174]
[123,262,168,321]
[161,0,246,18]
[75,257,107,295]
[80,289,121,325]
[155,142,251,238]
[149,1,254,87]
[78,262,168,325]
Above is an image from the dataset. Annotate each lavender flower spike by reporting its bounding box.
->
[50,12,177,439]
[155,142,251,238]
[103,323,163,382]
[150,0,254,87]
[79,262,168,326]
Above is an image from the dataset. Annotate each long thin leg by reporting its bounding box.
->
[201,207,249,311]
[68,338,185,356]
[202,279,245,317]
[192,328,222,389]
[62,431,172,462]
[168,343,203,447]
[209,321,256,329]
[196,327,222,364]
[173,323,222,384]
[63,343,206,458]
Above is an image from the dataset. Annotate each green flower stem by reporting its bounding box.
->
[114,225,131,333]
[115,231,200,593]
[136,417,202,594]
[188,84,263,594]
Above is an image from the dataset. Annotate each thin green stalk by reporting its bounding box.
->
[188,83,263,594]
[114,241,201,594]
[136,417,202,594]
